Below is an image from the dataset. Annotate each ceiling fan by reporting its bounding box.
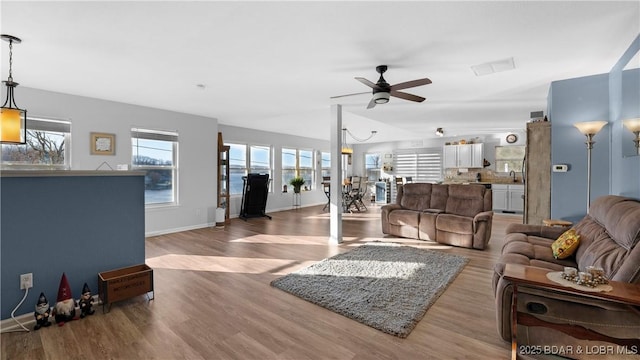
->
[333,65,432,109]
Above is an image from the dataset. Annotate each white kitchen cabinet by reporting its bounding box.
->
[493,184,523,212]
[492,185,509,211]
[443,143,484,168]
[457,144,472,167]
[509,185,524,212]
[471,143,484,168]
[443,145,458,168]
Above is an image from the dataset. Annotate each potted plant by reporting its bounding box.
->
[289,177,305,193]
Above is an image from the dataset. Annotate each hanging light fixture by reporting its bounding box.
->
[341,128,377,155]
[435,127,444,137]
[341,128,353,155]
[1,34,27,144]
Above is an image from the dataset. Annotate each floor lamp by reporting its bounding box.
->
[623,118,640,155]
[573,121,607,213]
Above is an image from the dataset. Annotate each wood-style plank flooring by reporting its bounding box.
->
[1,203,521,359]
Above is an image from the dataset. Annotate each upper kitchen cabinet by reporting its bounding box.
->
[443,143,484,168]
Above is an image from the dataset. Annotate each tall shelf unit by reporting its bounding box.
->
[217,132,230,224]
[524,121,551,224]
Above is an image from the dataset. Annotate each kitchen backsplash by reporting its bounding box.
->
[443,168,522,183]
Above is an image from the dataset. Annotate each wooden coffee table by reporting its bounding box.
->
[502,264,640,360]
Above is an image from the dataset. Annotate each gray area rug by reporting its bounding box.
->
[270,243,469,338]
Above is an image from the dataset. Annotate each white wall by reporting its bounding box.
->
[219,124,330,216]
[14,87,218,236]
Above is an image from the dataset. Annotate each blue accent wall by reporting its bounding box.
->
[610,34,640,198]
[548,73,611,222]
[0,173,145,320]
[548,34,640,221]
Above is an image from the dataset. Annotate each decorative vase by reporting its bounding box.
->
[294,186,301,194]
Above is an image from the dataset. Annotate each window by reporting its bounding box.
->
[0,117,71,169]
[321,152,331,177]
[394,148,443,183]
[365,153,381,181]
[131,128,178,206]
[495,146,525,173]
[282,148,314,190]
[250,145,271,177]
[227,143,273,195]
[228,143,247,195]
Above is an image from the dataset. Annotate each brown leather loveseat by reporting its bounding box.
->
[381,183,493,249]
[493,195,640,357]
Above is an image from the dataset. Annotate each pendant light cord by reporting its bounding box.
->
[7,38,13,81]
[345,128,377,142]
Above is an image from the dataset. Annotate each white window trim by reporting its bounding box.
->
[131,127,179,207]
[227,142,274,197]
[0,116,72,170]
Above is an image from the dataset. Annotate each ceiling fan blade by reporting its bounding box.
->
[366,97,377,109]
[390,90,425,103]
[355,77,381,90]
[330,91,371,99]
[390,78,432,91]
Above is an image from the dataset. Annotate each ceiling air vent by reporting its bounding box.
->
[471,57,516,76]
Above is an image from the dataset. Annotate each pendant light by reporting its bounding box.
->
[1,34,27,144]
[341,128,353,155]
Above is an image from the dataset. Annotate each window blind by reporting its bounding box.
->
[28,118,71,133]
[131,128,178,142]
[394,147,443,183]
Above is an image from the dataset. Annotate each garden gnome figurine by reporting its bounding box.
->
[33,292,52,330]
[53,273,76,326]
[78,283,95,318]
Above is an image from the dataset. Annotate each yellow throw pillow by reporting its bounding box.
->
[551,228,580,259]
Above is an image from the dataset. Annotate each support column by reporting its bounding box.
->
[330,104,343,244]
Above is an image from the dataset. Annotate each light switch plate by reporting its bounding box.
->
[552,164,568,172]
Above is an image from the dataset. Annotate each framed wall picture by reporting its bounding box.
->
[90,132,115,155]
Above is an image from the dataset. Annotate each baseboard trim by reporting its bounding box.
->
[145,222,214,237]
[145,202,326,237]
[0,312,33,333]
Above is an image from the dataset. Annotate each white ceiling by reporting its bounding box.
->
[1,1,638,143]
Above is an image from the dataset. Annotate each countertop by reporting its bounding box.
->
[0,170,146,177]
[443,180,523,185]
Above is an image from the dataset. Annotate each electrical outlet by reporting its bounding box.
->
[20,273,33,290]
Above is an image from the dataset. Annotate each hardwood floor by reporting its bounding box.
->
[1,204,521,359]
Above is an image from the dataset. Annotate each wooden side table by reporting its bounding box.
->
[502,264,640,360]
[542,218,572,228]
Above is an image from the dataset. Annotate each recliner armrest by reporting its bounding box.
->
[473,210,493,223]
[505,223,566,239]
[381,204,402,214]
[381,204,403,235]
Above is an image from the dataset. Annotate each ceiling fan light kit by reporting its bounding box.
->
[336,65,431,109]
[373,92,390,104]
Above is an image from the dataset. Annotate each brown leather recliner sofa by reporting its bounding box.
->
[381,183,493,249]
[493,195,640,358]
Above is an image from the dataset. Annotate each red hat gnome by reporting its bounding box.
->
[53,273,77,326]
